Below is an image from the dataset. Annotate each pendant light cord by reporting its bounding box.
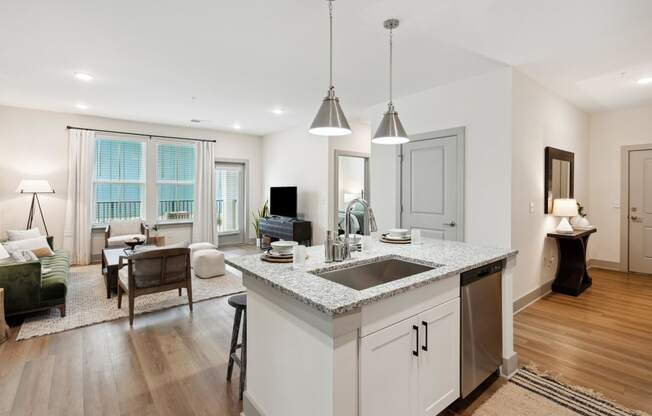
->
[329,0,334,90]
[389,26,393,106]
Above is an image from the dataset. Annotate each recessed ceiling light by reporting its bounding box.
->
[637,77,652,85]
[233,123,241,130]
[271,108,285,115]
[74,72,94,82]
[190,119,201,123]
[76,103,89,110]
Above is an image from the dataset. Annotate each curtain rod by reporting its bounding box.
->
[66,126,216,143]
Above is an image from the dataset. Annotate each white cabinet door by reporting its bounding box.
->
[360,316,419,416]
[417,298,460,416]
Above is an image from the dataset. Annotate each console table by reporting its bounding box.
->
[547,228,597,296]
[259,217,312,248]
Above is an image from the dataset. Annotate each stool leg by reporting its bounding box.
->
[239,308,247,400]
[227,307,242,381]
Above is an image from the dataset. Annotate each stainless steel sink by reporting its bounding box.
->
[313,258,436,291]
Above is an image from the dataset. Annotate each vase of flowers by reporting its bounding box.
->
[570,202,591,228]
[251,200,269,248]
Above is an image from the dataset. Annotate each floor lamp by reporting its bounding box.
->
[16,179,55,236]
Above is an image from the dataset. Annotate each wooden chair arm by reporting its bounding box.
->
[104,225,111,248]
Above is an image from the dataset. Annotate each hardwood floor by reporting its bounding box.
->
[514,267,652,414]
[1,254,650,416]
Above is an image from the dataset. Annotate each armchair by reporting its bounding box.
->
[117,247,192,326]
[105,219,149,248]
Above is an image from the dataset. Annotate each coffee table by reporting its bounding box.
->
[102,246,155,298]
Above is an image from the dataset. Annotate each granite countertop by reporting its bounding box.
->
[225,238,517,316]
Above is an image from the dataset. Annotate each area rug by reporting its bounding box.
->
[16,264,245,340]
[473,366,649,416]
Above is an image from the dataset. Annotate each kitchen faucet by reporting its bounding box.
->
[343,197,378,260]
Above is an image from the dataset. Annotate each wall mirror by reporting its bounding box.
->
[545,147,574,213]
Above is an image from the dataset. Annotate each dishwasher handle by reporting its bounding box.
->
[461,260,505,286]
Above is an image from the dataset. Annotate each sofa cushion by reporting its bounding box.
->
[107,234,146,246]
[39,250,69,302]
[7,228,41,241]
[4,236,54,258]
[109,220,142,236]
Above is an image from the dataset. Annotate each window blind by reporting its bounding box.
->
[215,165,241,233]
[157,143,196,220]
[94,138,145,223]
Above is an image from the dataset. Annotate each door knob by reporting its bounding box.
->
[631,215,640,221]
[443,221,456,227]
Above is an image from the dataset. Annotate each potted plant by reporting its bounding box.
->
[251,200,269,248]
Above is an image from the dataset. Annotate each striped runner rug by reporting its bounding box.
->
[472,367,649,416]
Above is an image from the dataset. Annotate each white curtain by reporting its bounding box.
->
[192,141,218,244]
[63,129,95,265]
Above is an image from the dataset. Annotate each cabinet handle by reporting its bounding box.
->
[412,325,419,357]
[422,321,428,351]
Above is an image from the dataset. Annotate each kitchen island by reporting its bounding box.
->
[226,238,517,416]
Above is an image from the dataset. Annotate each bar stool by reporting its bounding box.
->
[226,293,247,400]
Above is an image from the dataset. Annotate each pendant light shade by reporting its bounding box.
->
[372,19,409,145]
[309,88,352,136]
[309,0,352,137]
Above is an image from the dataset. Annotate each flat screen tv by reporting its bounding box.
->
[270,186,297,218]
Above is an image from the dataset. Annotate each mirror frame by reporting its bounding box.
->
[544,146,574,214]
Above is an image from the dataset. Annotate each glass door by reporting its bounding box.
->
[215,162,245,244]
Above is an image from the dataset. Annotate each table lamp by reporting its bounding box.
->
[16,179,55,236]
[552,198,577,234]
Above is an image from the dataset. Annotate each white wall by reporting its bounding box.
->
[262,120,370,245]
[588,105,652,263]
[0,105,263,257]
[366,68,513,248]
[337,157,365,209]
[511,71,590,301]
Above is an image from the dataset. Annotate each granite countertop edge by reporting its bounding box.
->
[226,241,518,317]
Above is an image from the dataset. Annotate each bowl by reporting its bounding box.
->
[388,228,409,238]
[271,240,298,255]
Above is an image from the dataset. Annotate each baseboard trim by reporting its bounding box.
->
[243,392,264,416]
[587,259,621,271]
[513,281,552,314]
[501,352,519,379]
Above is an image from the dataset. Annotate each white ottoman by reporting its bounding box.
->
[192,247,225,279]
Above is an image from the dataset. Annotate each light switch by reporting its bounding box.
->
[613,200,621,208]
[529,201,535,214]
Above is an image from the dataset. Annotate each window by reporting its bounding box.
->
[94,138,146,223]
[157,143,196,221]
[215,164,243,234]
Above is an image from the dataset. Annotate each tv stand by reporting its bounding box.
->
[259,217,312,248]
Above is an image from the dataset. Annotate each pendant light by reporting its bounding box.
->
[309,0,352,137]
[372,19,409,144]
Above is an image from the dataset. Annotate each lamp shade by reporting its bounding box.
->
[309,91,352,137]
[372,106,409,144]
[16,180,54,194]
[552,198,578,217]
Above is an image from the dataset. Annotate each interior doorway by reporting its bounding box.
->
[399,127,465,241]
[333,151,370,236]
[621,145,652,274]
[215,161,246,246]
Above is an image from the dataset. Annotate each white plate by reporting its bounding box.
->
[388,228,409,238]
[382,234,411,241]
[266,249,293,258]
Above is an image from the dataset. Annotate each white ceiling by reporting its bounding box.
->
[1,0,652,135]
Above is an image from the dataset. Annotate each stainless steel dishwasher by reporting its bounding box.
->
[460,260,504,398]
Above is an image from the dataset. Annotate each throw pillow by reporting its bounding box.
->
[0,244,9,261]
[6,228,41,241]
[4,236,54,258]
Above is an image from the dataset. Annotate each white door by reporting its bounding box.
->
[417,298,460,416]
[401,134,461,240]
[360,317,419,416]
[629,150,652,274]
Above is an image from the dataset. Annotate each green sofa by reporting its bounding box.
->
[0,249,69,317]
